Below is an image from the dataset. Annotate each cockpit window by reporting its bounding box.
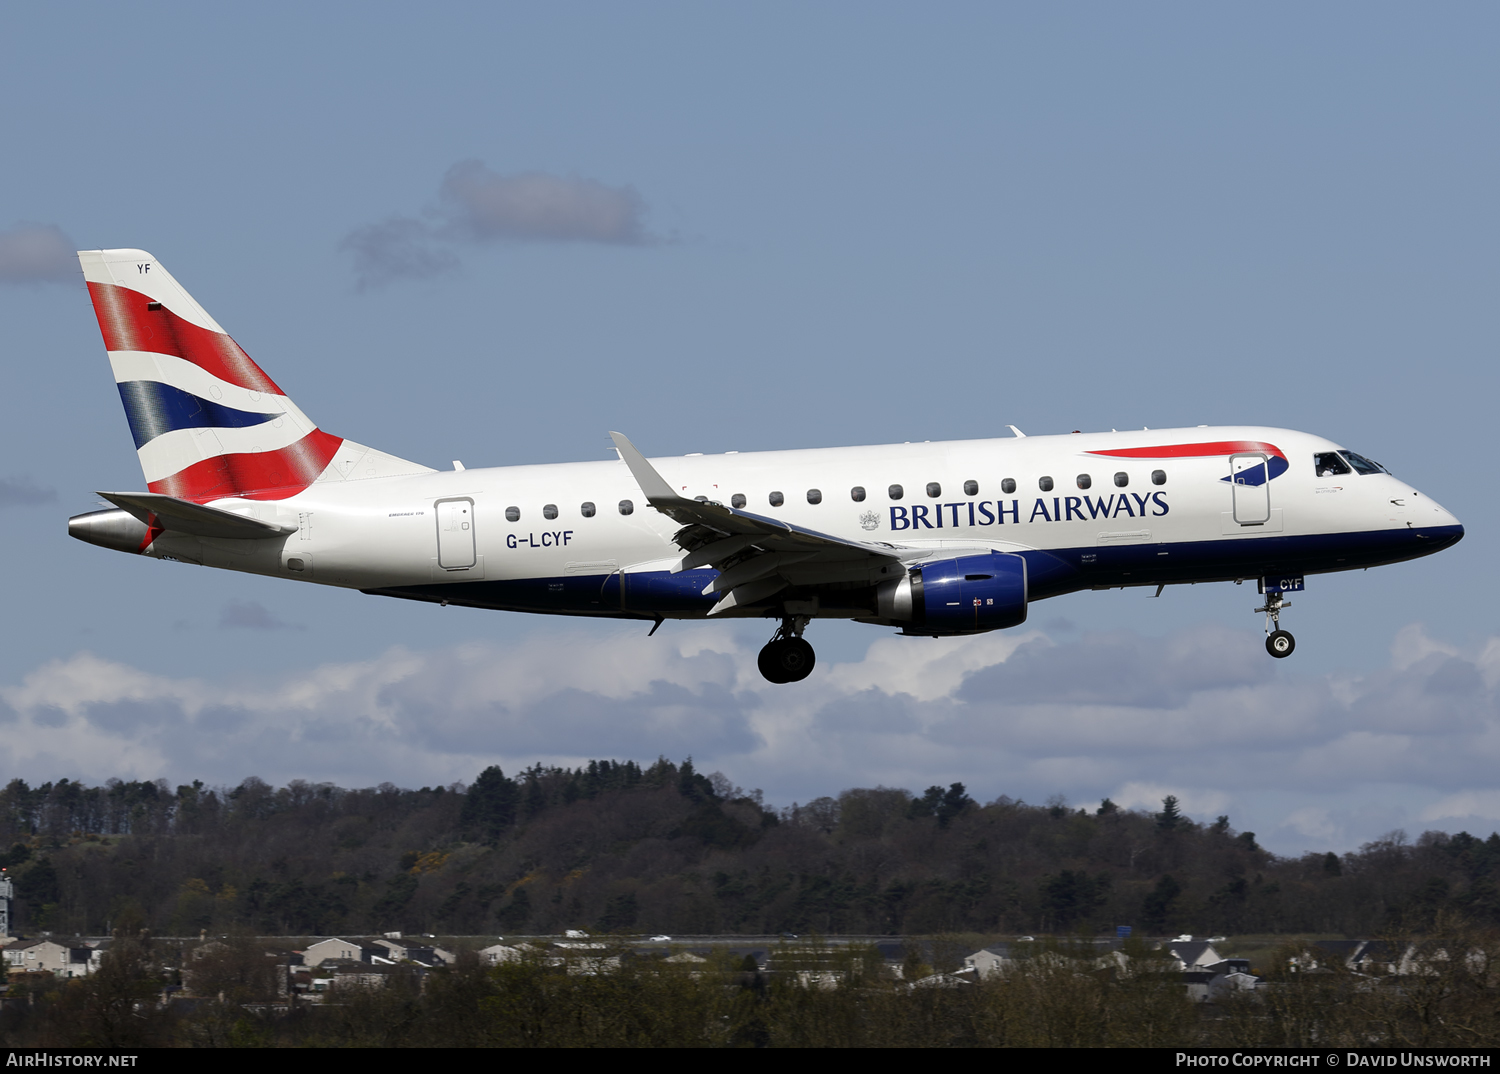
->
[1314,452,1350,477]
[1341,451,1387,476]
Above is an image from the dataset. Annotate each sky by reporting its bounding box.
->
[1,3,1498,855]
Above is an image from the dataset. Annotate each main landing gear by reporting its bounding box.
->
[758,616,815,684]
[1256,590,1296,658]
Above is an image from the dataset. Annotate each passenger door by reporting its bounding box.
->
[1229,453,1272,525]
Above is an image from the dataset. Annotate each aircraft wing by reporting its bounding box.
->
[98,491,300,540]
[610,432,908,614]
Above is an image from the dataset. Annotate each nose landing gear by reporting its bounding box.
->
[1256,590,1295,658]
[758,616,816,683]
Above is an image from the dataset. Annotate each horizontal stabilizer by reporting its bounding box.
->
[97,491,298,539]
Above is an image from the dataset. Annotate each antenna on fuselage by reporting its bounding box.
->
[1007,425,1026,438]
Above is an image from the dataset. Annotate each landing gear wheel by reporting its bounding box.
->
[757,619,817,683]
[758,640,791,684]
[1255,588,1296,660]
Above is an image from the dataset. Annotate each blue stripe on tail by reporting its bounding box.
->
[117,380,282,449]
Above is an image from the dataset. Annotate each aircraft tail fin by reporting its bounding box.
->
[78,249,432,503]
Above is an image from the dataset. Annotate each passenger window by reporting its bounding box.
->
[618,499,634,515]
[505,506,520,522]
[963,479,979,496]
[542,504,558,520]
[1039,476,1054,492]
[1076,474,1091,490]
[926,482,942,498]
[1114,472,1128,488]
[806,489,822,504]
[1001,478,1016,494]
[888,484,904,500]
[769,491,784,507]
[580,502,596,518]
[851,486,866,502]
[731,493,746,509]
[1152,470,1166,486]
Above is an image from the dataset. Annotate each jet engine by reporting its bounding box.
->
[876,552,1027,635]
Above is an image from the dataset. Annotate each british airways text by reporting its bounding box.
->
[890,494,1169,531]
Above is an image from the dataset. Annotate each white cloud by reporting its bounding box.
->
[439,161,652,245]
[219,600,300,630]
[0,475,56,508]
[340,160,658,288]
[0,223,74,285]
[1112,781,1230,819]
[338,216,460,291]
[1,622,1497,852]
[1281,806,1342,844]
[1420,790,1500,823]
[1391,621,1462,671]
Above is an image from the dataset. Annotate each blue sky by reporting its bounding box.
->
[1,3,1497,854]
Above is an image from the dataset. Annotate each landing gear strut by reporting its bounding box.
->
[758,616,815,683]
[1256,591,1296,658]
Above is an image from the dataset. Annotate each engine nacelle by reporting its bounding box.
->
[877,552,1027,635]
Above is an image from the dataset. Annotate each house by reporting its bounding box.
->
[1160,939,1225,971]
[301,938,386,967]
[963,946,1014,980]
[479,942,529,965]
[1290,940,1419,976]
[369,937,449,967]
[3,939,100,978]
[1203,958,1252,976]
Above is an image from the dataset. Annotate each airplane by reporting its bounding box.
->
[67,248,1465,683]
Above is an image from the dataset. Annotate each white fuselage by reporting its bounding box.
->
[132,425,1462,623]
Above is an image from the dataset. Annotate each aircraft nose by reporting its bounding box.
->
[1415,492,1463,546]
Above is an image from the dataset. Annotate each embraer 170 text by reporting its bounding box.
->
[68,250,1464,683]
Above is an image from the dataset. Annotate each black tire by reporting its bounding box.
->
[758,637,816,683]
[1266,630,1295,658]
[758,640,791,683]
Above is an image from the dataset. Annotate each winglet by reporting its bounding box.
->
[608,431,679,504]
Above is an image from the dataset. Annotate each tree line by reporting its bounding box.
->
[1,763,1496,938]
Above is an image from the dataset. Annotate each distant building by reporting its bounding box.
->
[1159,940,1225,971]
[370,937,449,966]
[963,946,1014,979]
[0,871,12,939]
[302,938,386,966]
[3,938,100,978]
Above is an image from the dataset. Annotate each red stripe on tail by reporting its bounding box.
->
[87,282,285,396]
[147,429,344,503]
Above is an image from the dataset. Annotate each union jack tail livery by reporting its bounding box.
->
[79,249,430,504]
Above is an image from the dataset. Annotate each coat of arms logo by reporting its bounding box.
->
[859,510,880,531]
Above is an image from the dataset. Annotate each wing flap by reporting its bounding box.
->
[609,430,907,611]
